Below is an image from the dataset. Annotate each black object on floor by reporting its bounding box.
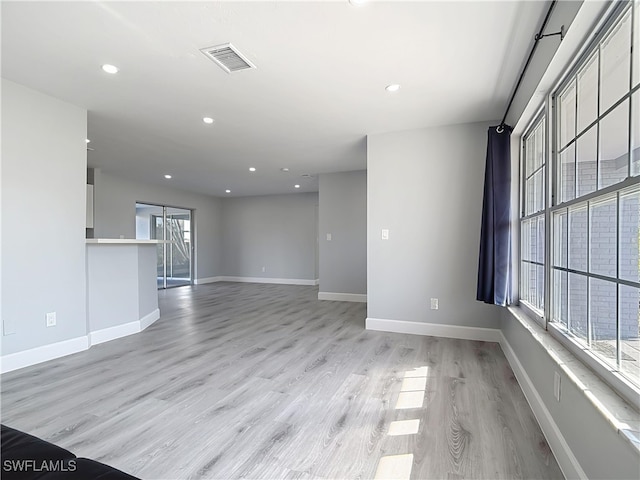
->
[1,424,140,479]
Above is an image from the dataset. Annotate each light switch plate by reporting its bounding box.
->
[326,233,332,241]
[381,229,389,240]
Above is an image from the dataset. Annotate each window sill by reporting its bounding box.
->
[507,306,640,453]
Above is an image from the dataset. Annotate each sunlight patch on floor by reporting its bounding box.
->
[387,419,420,436]
[374,453,414,480]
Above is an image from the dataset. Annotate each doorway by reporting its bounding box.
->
[136,203,193,289]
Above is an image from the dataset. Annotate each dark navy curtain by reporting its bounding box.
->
[477,125,512,306]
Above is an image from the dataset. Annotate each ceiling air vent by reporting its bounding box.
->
[200,43,256,73]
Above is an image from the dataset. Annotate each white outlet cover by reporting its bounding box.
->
[326,233,332,241]
[46,312,56,327]
[430,298,438,310]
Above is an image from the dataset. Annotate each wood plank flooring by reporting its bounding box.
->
[1,282,563,479]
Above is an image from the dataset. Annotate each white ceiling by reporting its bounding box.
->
[1,1,547,197]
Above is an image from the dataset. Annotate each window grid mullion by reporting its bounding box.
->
[574,75,579,200]
[566,204,572,333]
[544,97,552,327]
[586,201,591,347]
[629,3,635,179]
[616,191,622,369]
[596,46,602,191]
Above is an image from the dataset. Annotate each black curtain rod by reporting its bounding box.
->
[499,0,560,128]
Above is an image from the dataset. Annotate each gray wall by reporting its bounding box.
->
[501,311,639,479]
[319,171,367,295]
[221,193,318,281]
[1,79,87,354]
[93,170,223,281]
[367,122,501,328]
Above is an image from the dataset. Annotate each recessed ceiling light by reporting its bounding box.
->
[294,184,301,189]
[249,167,256,172]
[349,0,367,6]
[164,174,172,179]
[385,84,401,92]
[281,168,290,172]
[225,189,231,193]
[101,64,119,74]
[203,117,214,124]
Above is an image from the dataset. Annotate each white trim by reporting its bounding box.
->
[365,317,501,342]
[89,321,139,346]
[0,336,89,374]
[90,308,160,346]
[318,292,367,303]
[195,276,318,286]
[219,276,317,286]
[194,276,224,285]
[139,308,160,330]
[498,332,587,480]
[1,309,161,373]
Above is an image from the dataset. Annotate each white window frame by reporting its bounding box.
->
[517,0,640,408]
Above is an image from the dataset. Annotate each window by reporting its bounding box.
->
[521,116,546,315]
[519,1,640,402]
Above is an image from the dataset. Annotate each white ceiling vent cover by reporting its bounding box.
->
[200,43,256,73]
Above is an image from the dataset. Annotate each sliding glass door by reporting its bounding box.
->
[136,203,193,289]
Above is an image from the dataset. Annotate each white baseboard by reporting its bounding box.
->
[0,336,89,374]
[2,309,162,373]
[219,276,317,286]
[498,332,587,480]
[195,276,318,286]
[365,317,502,342]
[318,292,367,303]
[139,308,160,330]
[89,321,139,346]
[194,276,224,285]
[90,309,161,346]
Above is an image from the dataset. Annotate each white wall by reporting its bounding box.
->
[221,193,318,281]
[319,171,367,297]
[93,170,223,282]
[1,79,87,355]
[367,122,501,329]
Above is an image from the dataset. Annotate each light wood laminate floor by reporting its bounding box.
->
[1,283,563,479]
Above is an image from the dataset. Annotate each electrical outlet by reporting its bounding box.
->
[554,371,561,402]
[430,298,438,310]
[326,233,332,241]
[46,312,56,327]
[261,266,266,273]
